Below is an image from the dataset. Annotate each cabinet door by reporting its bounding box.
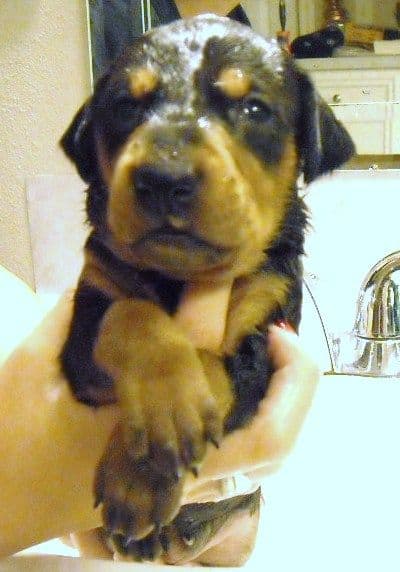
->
[331,102,392,155]
[310,70,400,155]
[392,102,400,154]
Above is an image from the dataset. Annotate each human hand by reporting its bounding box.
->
[0,265,318,557]
[185,323,320,497]
[0,289,119,557]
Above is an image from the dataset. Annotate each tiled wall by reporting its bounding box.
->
[26,175,88,294]
[303,168,400,342]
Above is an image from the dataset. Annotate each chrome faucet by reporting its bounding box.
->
[332,251,400,377]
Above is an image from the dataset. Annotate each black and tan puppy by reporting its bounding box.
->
[60,14,354,564]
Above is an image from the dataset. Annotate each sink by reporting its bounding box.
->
[9,375,400,572]
[247,374,400,571]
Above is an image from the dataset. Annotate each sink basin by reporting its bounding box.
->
[247,374,400,571]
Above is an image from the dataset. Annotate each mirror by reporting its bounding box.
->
[293,0,400,165]
[87,0,399,164]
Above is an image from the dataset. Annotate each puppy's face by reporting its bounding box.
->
[63,15,354,281]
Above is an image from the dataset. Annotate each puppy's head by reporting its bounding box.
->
[62,15,354,281]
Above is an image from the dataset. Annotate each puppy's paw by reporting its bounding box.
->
[95,422,184,542]
[119,367,223,479]
[72,374,116,407]
[61,349,116,407]
[111,529,165,562]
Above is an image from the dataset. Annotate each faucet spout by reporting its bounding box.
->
[332,251,400,377]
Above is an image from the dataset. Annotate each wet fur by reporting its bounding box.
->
[60,15,354,563]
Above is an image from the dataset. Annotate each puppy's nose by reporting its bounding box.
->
[133,164,200,219]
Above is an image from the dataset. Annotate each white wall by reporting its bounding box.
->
[0,1,91,286]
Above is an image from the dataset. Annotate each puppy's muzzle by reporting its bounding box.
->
[133,164,200,220]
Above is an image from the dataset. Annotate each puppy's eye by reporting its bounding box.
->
[242,98,272,122]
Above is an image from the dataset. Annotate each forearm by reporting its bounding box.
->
[0,296,119,556]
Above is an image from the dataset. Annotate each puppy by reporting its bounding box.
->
[60,14,354,564]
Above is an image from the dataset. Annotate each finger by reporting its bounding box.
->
[256,325,320,458]
[268,324,314,369]
[265,324,320,408]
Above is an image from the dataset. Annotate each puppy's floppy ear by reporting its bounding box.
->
[295,71,355,183]
[60,101,98,183]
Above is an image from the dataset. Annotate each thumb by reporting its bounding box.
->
[267,324,308,369]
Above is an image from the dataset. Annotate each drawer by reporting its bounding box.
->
[306,69,400,155]
[309,71,398,105]
[316,83,388,105]
[330,102,394,154]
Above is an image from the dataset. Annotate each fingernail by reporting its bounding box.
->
[183,534,195,546]
[275,319,295,332]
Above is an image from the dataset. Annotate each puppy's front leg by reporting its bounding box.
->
[93,298,223,541]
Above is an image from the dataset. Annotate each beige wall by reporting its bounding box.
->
[243,0,300,38]
[0,1,91,286]
[346,0,398,28]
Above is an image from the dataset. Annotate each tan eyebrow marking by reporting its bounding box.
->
[129,67,159,99]
[215,67,251,99]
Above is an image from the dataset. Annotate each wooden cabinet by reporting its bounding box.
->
[307,67,400,155]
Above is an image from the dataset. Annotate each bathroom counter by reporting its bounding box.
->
[298,54,400,71]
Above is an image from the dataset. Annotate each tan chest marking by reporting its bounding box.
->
[80,250,126,299]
